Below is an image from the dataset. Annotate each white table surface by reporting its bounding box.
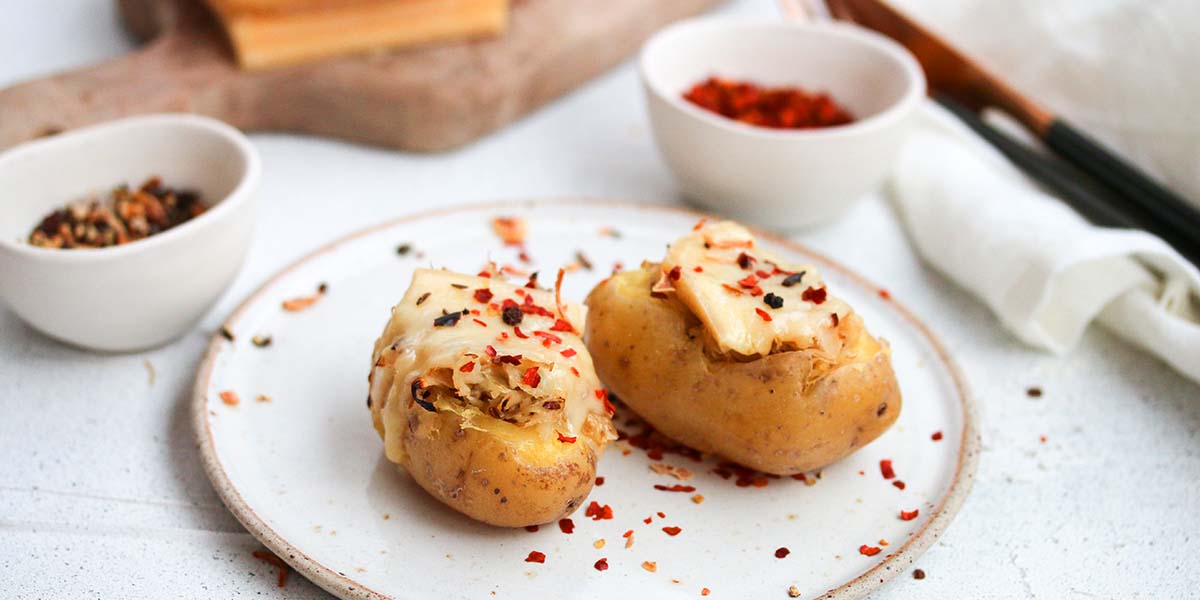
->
[2,1,1197,599]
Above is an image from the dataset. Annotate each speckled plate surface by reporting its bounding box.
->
[193,201,978,600]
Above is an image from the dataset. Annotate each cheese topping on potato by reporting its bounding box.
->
[661,221,850,357]
[370,269,612,457]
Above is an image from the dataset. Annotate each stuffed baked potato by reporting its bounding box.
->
[585,221,900,474]
[369,268,616,527]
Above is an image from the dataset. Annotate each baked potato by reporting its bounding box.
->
[585,221,900,474]
[369,268,616,527]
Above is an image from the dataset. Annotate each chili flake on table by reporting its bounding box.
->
[682,76,854,130]
[27,176,208,249]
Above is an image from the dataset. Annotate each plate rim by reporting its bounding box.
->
[191,199,980,600]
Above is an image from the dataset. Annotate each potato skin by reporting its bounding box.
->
[585,268,900,474]
[388,406,600,527]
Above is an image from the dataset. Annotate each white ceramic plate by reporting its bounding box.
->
[194,201,978,600]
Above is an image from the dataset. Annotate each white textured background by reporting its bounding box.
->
[1,1,1197,598]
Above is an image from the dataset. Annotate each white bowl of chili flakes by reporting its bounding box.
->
[0,114,261,352]
[641,17,924,229]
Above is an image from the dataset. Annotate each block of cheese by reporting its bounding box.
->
[206,0,510,70]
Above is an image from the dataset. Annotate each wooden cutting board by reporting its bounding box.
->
[0,0,719,152]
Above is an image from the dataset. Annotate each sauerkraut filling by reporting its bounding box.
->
[414,357,566,427]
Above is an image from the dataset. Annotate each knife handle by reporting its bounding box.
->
[1044,119,1200,245]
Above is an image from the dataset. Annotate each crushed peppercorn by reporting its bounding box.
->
[781,272,805,287]
[763,292,783,309]
[27,177,207,249]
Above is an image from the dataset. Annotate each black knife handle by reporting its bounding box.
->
[1045,119,1200,244]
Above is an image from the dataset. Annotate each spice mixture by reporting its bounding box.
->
[27,177,208,249]
[683,76,854,130]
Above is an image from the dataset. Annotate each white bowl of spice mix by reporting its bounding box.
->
[0,114,261,352]
[641,17,925,229]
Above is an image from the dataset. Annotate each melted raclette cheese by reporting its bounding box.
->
[370,269,608,459]
[661,221,850,357]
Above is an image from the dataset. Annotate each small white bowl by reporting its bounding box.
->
[0,114,261,352]
[641,17,925,229]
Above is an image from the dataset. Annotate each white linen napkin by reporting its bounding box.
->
[890,103,1200,383]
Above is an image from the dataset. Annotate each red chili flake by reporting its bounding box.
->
[791,473,807,481]
[662,526,682,537]
[774,547,790,559]
[524,551,546,563]
[459,362,476,373]
[473,288,493,303]
[682,76,855,130]
[693,266,704,273]
[622,529,634,538]
[878,289,891,300]
[549,319,575,332]
[557,432,577,443]
[522,367,541,388]
[693,218,708,231]
[755,308,772,322]
[668,265,682,281]
[880,459,896,480]
[749,286,764,297]
[802,287,828,304]
[595,389,616,414]
[584,501,614,520]
[859,545,882,557]
[520,294,555,317]
[831,313,840,327]
[900,509,919,521]
[560,348,577,358]
[251,550,290,588]
[737,274,758,288]
[643,517,652,524]
[570,367,580,377]
[513,326,529,339]
[595,476,605,486]
[656,511,665,518]
[721,283,744,295]
[755,269,771,279]
[518,249,532,264]
[472,318,488,328]
[496,354,522,366]
[524,525,539,532]
[477,270,493,278]
[524,272,539,289]
[533,330,562,346]
[653,484,696,492]
[594,558,609,572]
[702,588,711,597]
[931,431,943,441]
[558,518,575,534]
[484,345,497,358]
[219,390,240,406]
[892,480,906,490]
[1040,435,1047,443]
[470,309,480,316]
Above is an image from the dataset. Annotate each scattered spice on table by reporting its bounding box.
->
[256,394,271,403]
[691,494,705,504]
[892,480,906,490]
[595,476,605,486]
[524,550,546,564]
[859,544,882,557]
[251,549,290,587]
[1027,386,1043,398]
[396,243,412,256]
[27,176,207,249]
[642,561,658,573]
[662,526,682,537]
[650,463,694,480]
[219,390,240,406]
[524,525,539,532]
[701,588,711,597]
[593,538,606,549]
[913,568,926,580]
[282,282,328,312]
[219,327,235,342]
[558,518,575,534]
[594,558,609,572]
[931,430,943,441]
[900,509,919,521]
[682,76,854,130]
[251,335,272,348]
[775,547,790,559]
[491,216,527,245]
